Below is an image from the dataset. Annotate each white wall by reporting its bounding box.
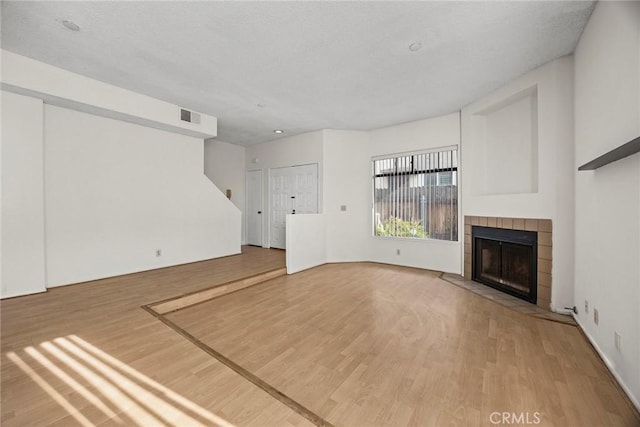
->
[44,105,241,287]
[245,131,323,248]
[322,113,462,273]
[0,91,47,298]
[473,88,538,195]
[204,139,246,243]
[369,114,462,273]
[286,214,326,274]
[323,130,372,263]
[245,115,460,273]
[574,1,640,409]
[0,52,239,295]
[1,50,217,139]
[461,56,575,311]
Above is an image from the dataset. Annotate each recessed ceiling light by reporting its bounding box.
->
[62,20,80,31]
[409,42,422,52]
[273,129,284,134]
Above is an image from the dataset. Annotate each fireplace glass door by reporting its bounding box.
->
[472,227,537,303]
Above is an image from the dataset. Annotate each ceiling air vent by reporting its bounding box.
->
[180,108,201,124]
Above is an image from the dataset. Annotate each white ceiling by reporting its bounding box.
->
[1,1,595,146]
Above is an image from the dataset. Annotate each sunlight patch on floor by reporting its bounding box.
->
[7,335,235,427]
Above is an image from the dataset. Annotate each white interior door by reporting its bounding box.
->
[270,167,293,249]
[270,164,318,249]
[292,164,318,214]
[246,170,263,246]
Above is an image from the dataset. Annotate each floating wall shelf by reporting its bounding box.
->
[578,136,640,170]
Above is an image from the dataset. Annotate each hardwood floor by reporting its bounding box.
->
[167,263,639,427]
[1,247,301,427]
[2,249,638,426]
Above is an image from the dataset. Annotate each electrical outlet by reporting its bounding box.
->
[593,308,599,325]
[156,249,162,257]
[615,332,621,352]
[396,249,401,255]
[584,300,589,314]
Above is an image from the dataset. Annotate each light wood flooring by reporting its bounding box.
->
[2,248,638,426]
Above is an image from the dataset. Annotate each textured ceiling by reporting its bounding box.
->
[1,1,595,146]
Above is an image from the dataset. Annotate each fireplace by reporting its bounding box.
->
[464,217,552,309]
[472,226,537,303]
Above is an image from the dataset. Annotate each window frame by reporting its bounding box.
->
[371,145,459,242]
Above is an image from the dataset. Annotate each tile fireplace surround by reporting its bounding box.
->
[464,216,552,310]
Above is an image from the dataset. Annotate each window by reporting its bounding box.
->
[373,147,458,241]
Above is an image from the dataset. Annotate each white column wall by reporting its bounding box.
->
[323,130,372,263]
[0,91,47,298]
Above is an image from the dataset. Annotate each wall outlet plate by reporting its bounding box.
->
[396,249,401,255]
[593,308,599,325]
[584,300,589,314]
[156,249,162,257]
[614,332,621,352]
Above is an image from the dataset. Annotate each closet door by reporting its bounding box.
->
[269,164,318,249]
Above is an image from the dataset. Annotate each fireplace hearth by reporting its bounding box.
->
[472,226,537,303]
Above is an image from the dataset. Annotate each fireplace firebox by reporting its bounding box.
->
[472,226,537,303]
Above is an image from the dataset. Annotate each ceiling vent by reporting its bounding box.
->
[180,108,201,124]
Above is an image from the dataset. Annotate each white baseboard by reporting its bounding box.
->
[550,303,574,315]
[572,312,640,414]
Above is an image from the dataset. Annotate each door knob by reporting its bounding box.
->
[257,211,262,214]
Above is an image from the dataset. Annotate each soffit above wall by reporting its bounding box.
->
[1,1,595,146]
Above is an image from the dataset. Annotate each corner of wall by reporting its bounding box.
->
[573,0,640,409]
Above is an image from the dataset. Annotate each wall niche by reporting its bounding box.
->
[471,85,538,196]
